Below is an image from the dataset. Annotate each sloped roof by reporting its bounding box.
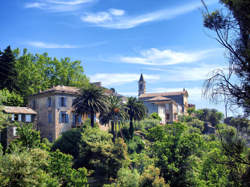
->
[3,106,37,114]
[147,96,171,102]
[139,90,188,98]
[38,85,80,95]
[31,85,119,97]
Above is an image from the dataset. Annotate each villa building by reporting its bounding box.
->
[28,83,120,141]
[138,74,188,124]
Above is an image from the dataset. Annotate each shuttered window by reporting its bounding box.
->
[59,111,69,123]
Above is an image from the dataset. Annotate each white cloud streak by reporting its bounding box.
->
[146,64,227,82]
[27,41,78,48]
[80,0,217,29]
[90,73,160,87]
[119,48,216,66]
[25,0,94,12]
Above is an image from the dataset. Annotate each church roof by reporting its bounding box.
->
[139,74,145,82]
[147,96,171,102]
[139,90,188,98]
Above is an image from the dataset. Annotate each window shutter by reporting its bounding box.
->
[59,112,62,123]
[59,97,61,107]
[72,114,76,124]
[64,97,67,107]
[78,115,82,123]
[13,127,17,136]
[11,114,15,121]
[66,113,69,123]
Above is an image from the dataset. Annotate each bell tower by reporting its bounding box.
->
[138,74,146,96]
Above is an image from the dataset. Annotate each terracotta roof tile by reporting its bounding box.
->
[3,106,37,114]
[147,96,171,101]
[139,91,188,98]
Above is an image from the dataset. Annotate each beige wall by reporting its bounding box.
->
[29,93,78,141]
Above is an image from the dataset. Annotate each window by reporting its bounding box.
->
[166,114,170,120]
[47,97,52,107]
[11,114,15,121]
[59,111,69,123]
[59,97,67,107]
[13,127,17,136]
[48,112,52,123]
[25,115,32,122]
[72,114,81,125]
[18,114,22,122]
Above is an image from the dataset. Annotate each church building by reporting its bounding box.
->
[138,74,188,124]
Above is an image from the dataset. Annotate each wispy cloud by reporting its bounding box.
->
[119,48,216,66]
[25,0,95,12]
[27,41,78,48]
[146,64,226,82]
[81,8,125,23]
[80,0,217,29]
[90,73,160,87]
[27,41,107,49]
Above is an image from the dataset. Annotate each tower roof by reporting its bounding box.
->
[139,74,145,82]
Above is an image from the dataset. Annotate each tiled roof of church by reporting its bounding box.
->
[3,106,37,114]
[139,90,188,98]
[147,96,172,101]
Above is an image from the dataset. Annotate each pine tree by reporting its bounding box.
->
[0,46,18,91]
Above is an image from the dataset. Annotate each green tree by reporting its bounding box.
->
[13,48,89,100]
[73,84,108,128]
[0,148,59,186]
[100,96,127,142]
[202,0,250,115]
[0,89,24,106]
[76,128,129,183]
[52,128,82,159]
[125,97,146,138]
[150,112,162,121]
[0,46,18,91]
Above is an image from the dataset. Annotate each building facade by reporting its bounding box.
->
[0,106,37,148]
[28,86,86,141]
[138,74,188,123]
[28,84,119,141]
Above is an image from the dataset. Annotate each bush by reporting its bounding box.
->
[135,118,160,131]
[52,128,82,159]
[127,136,145,154]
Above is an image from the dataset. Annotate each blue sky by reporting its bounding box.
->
[1,0,236,115]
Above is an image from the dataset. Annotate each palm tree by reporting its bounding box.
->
[125,97,146,138]
[99,95,127,142]
[72,85,108,128]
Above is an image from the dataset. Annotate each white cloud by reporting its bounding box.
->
[81,8,125,24]
[90,73,160,87]
[27,41,78,48]
[82,12,112,23]
[145,64,227,82]
[119,48,215,66]
[25,0,94,12]
[80,0,217,29]
[109,9,125,16]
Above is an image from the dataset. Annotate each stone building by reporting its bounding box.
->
[28,84,119,141]
[0,106,37,148]
[138,74,188,124]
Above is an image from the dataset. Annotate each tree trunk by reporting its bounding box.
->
[90,112,94,128]
[111,120,115,142]
[129,115,134,138]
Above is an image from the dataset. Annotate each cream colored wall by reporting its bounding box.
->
[157,105,166,124]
